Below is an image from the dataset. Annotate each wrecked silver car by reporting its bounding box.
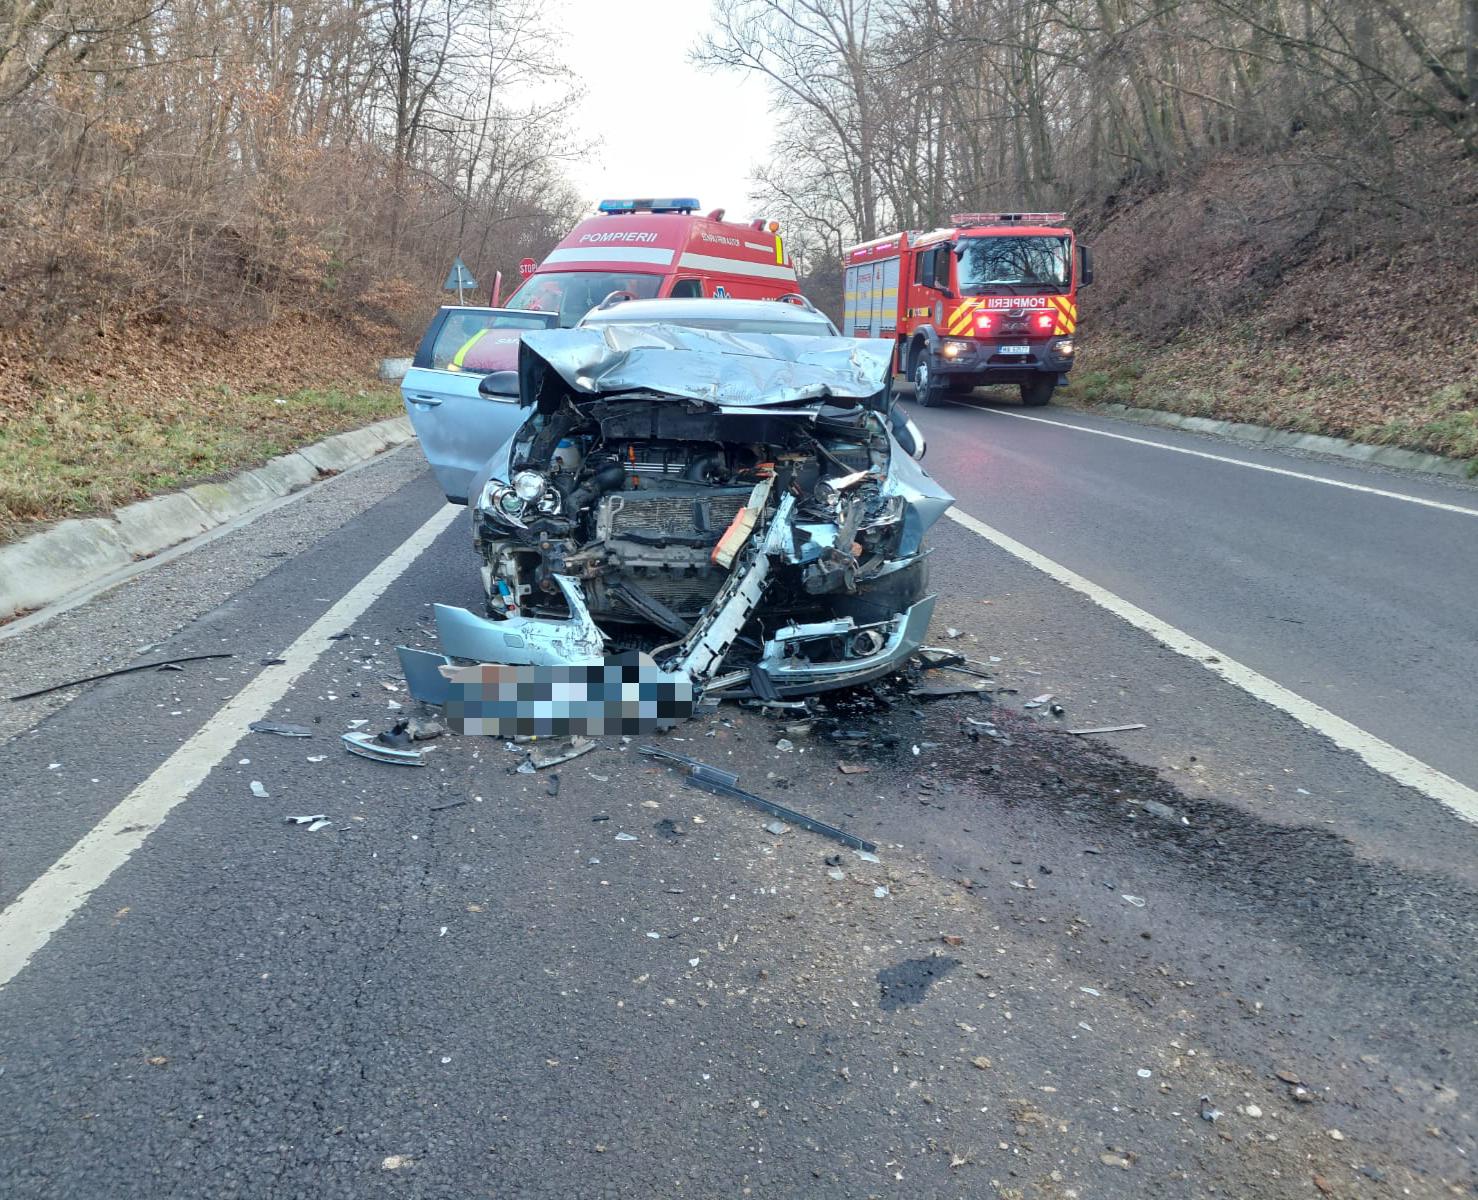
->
[402,304,952,705]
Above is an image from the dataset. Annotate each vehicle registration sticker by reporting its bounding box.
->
[999,344,1029,355]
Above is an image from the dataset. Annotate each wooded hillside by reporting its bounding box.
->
[702,0,1476,457]
[0,0,582,340]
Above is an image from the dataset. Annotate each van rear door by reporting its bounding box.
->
[401,307,557,503]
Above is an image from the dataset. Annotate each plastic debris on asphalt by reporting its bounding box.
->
[615,832,638,842]
[342,730,424,766]
[285,814,329,831]
[639,744,877,853]
[1023,693,1054,709]
[249,781,269,798]
[1122,894,1147,908]
[1068,723,1146,735]
[249,721,312,738]
[529,736,596,770]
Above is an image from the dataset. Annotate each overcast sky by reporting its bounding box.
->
[547,1,778,222]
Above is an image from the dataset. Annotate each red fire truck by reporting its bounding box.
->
[843,213,1092,407]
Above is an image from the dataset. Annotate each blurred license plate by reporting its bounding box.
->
[999,344,1029,355]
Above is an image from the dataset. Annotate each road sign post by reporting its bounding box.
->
[443,257,479,306]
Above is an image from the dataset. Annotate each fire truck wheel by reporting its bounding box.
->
[912,352,944,408]
[1020,380,1054,407]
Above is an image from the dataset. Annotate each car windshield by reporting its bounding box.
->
[585,315,833,337]
[956,235,1070,294]
[505,271,663,327]
[427,309,554,371]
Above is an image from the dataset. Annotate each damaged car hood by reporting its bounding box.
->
[519,324,895,407]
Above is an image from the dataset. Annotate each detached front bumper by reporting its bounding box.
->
[399,583,938,706]
[754,595,937,696]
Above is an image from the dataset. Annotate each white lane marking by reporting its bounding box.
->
[0,502,461,989]
[945,506,1478,825]
[988,409,1478,518]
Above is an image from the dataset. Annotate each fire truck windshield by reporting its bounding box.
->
[505,271,662,327]
[956,235,1070,294]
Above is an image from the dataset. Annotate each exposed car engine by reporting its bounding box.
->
[475,397,925,660]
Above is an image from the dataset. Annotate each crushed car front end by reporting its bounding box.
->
[409,322,952,702]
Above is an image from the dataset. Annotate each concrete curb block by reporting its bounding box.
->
[0,415,416,622]
[1098,404,1475,480]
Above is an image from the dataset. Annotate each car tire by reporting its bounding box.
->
[1020,379,1053,407]
[912,350,944,408]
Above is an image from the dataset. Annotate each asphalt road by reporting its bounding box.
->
[913,393,1478,806]
[0,427,1474,1198]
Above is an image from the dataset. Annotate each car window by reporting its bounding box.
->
[668,279,703,298]
[427,310,553,371]
[505,271,664,327]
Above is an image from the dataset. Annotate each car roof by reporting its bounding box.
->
[580,297,831,328]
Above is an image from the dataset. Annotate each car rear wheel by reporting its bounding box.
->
[912,351,944,408]
[1020,379,1053,407]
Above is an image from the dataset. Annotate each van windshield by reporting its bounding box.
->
[505,271,663,327]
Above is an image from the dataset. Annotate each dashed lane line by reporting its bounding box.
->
[946,505,1478,825]
[0,502,462,989]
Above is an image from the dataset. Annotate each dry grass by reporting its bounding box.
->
[0,307,418,543]
[0,383,403,543]
[1068,330,1477,468]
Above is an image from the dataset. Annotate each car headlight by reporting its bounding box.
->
[512,470,546,501]
[477,478,503,513]
[941,339,970,359]
[1055,338,1075,357]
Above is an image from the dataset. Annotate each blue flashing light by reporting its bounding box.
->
[598,197,701,215]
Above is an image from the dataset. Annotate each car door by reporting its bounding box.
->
[401,307,558,502]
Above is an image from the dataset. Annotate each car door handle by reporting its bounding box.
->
[409,394,442,406]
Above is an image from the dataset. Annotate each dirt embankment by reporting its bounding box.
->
[0,306,423,544]
[1074,137,1478,464]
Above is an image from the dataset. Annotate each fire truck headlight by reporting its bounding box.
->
[1055,338,1075,357]
[941,339,970,359]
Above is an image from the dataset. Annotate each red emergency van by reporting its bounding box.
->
[452,198,800,373]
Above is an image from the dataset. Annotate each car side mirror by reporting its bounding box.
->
[1078,245,1094,287]
[478,371,519,398]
